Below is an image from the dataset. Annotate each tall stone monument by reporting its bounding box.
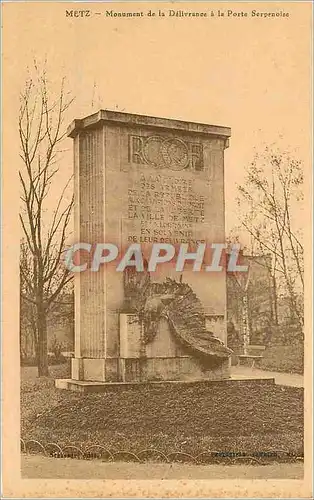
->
[57,110,232,389]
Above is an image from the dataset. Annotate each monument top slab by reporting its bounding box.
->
[67,109,231,140]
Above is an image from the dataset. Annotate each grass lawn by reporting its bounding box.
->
[258,344,304,374]
[21,364,304,461]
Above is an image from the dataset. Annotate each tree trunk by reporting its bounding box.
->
[37,303,48,377]
[286,280,303,328]
[272,274,279,326]
[242,294,250,354]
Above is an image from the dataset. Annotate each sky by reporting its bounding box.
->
[3,2,312,236]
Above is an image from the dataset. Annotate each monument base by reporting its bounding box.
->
[121,356,230,382]
[66,355,231,384]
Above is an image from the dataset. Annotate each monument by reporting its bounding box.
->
[56,110,232,389]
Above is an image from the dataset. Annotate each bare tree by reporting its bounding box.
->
[19,63,74,376]
[236,146,304,328]
[20,240,37,360]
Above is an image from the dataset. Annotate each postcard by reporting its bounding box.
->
[2,1,312,497]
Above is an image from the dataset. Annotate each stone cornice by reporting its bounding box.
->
[67,109,231,144]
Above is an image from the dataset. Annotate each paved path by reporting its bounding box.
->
[230,366,303,388]
[21,455,303,479]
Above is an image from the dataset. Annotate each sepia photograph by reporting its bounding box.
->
[1,1,312,498]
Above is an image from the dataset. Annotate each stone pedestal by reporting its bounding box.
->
[57,110,232,387]
[118,313,230,382]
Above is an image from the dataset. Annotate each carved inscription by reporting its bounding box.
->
[128,174,206,244]
[129,135,204,171]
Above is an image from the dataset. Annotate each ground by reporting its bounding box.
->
[22,455,304,479]
[21,364,304,462]
[231,365,303,388]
